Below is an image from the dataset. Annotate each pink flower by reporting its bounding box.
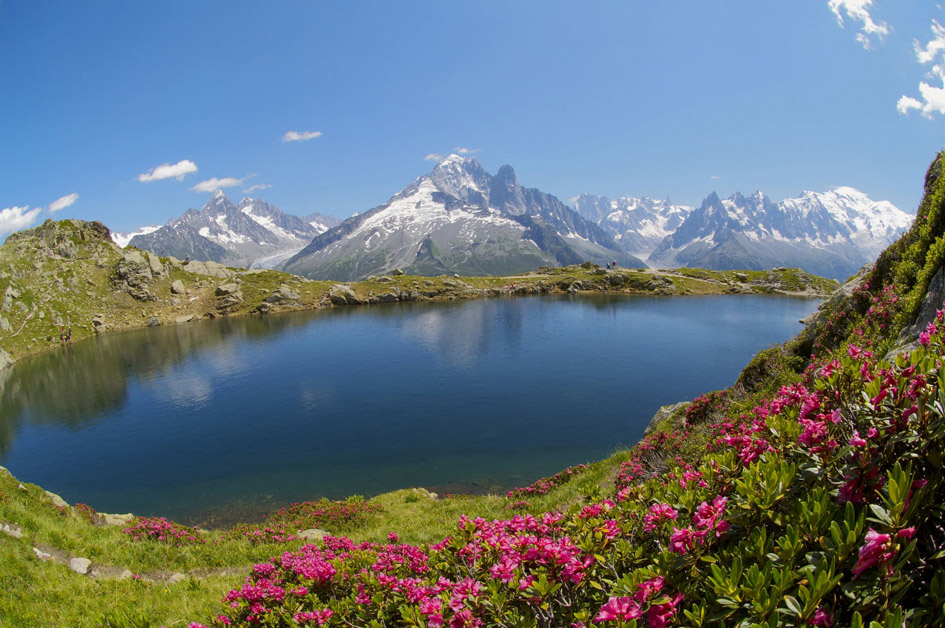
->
[593,596,643,623]
[669,527,695,554]
[643,503,678,531]
[852,528,894,578]
[646,593,683,628]
[634,576,664,603]
[848,432,867,447]
[807,607,833,626]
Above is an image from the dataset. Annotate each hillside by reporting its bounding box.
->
[1,148,943,625]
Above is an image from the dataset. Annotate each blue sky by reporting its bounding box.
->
[1,1,943,235]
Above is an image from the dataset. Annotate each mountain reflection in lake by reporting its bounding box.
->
[0,295,821,526]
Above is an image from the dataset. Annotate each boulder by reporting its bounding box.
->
[215,283,240,297]
[0,349,14,371]
[0,523,23,538]
[391,268,404,276]
[44,490,69,508]
[145,252,165,277]
[175,314,195,324]
[114,251,154,301]
[170,280,186,295]
[183,260,231,279]
[264,284,301,305]
[147,316,161,327]
[643,401,691,437]
[69,557,92,575]
[329,284,359,306]
[102,513,135,527]
[297,528,328,541]
[32,547,51,561]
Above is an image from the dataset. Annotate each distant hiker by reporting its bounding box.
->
[510,283,516,295]
[185,256,190,263]
[66,328,72,342]
[59,328,65,343]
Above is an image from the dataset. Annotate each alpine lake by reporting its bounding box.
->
[0,293,821,527]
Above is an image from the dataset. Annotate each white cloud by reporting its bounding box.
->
[0,206,42,237]
[138,159,198,182]
[828,0,889,49]
[282,130,323,142]
[190,176,247,193]
[453,146,481,155]
[48,193,78,213]
[710,175,720,180]
[243,183,273,194]
[424,153,446,162]
[898,19,945,118]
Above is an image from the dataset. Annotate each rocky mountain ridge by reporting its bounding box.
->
[282,155,645,280]
[126,191,340,269]
[577,186,911,280]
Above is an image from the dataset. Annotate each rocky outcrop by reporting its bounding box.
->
[113,250,155,301]
[643,402,690,437]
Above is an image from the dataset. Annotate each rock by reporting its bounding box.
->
[183,260,231,279]
[375,276,393,283]
[145,252,164,277]
[0,523,23,538]
[734,272,749,282]
[147,316,161,327]
[643,401,691,437]
[264,284,301,305]
[391,268,404,276]
[591,267,608,275]
[0,348,14,371]
[329,284,360,306]
[257,302,272,314]
[69,557,92,575]
[102,513,135,526]
[118,569,135,580]
[398,289,419,302]
[92,313,107,332]
[170,280,186,295]
[175,314,195,324]
[2,285,19,312]
[44,490,69,508]
[32,547,51,561]
[114,251,155,301]
[377,292,399,303]
[0,316,10,332]
[215,283,240,297]
[168,572,186,583]
[297,528,328,541]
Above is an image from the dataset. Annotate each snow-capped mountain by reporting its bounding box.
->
[111,225,161,248]
[646,188,912,280]
[573,194,692,259]
[282,155,644,280]
[127,191,341,268]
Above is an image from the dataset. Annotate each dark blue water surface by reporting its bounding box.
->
[0,295,820,525]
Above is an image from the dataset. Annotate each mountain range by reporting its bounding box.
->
[117,155,913,281]
[124,192,340,269]
[574,185,911,280]
[282,155,644,280]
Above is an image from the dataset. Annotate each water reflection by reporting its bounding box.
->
[0,313,316,455]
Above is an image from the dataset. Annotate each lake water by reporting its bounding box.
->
[0,294,820,526]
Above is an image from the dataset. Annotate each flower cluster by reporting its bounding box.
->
[123,517,205,546]
[506,464,590,500]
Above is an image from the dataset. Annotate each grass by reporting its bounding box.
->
[0,446,637,627]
